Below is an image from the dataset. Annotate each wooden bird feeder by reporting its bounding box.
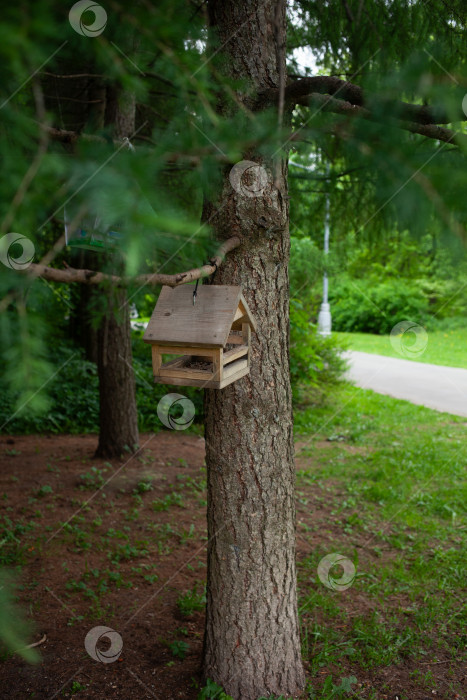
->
[143,285,257,389]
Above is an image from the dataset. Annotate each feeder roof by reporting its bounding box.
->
[143,284,257,348]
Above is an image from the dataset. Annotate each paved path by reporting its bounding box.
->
[345,351,467,418]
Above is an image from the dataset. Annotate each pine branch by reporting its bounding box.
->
[23,236,241,288]
[261,75,466,125]
[41,125,232,165]
[40,126,109,145]
[295,93,465,146]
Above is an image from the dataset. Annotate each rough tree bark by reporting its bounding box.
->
[95,284,139,458]
[68,251,99,363]
[95,90,139,458]
[203,1,305,698]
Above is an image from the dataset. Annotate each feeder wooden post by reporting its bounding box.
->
[242,322,251,367]
[151,345,162,376]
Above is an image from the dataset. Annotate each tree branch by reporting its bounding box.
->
[295,93,465,146]
[262,75,466,125]
[41,125,233,166]
[24,236,241,288]
[42,126,103,144]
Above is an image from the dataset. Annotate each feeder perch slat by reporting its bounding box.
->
[223,344,248,364]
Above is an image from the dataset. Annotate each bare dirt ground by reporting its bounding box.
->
[0,433,464,700]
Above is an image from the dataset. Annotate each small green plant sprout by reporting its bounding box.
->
[151,492,183,511]
[168,640,190,659]
[176,584,206,616]
[78,466,107,490]
[180,524,195,544]
[35,485,53,498]
[67,615,84,627]
[308,676,358,699]
[109,542,149,563]
[197,678,234,700]
[133,479,153,494]
[70,680,87,694]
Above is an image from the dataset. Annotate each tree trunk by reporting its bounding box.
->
[95,89,139,459]
[203,2,305,698]
[69,250,99,363]
[45,64,141,458]
[95,286,139,458]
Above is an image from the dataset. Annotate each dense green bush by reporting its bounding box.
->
[0,349,100,434]
[289,236,323,298]
[320,231,467,334]
[290,299,348,404]
[0,336,205,435]
[329,277,430,334]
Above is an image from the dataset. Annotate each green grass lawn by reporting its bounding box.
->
[294,383,466,698]
[336,328,467,369]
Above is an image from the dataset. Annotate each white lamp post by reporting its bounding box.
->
[317,179,332,336]
[289,159,332,335]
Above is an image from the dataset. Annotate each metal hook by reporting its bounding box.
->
[209,260,218,284]
[193,278,199,305]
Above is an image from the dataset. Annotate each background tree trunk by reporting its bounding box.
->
[43,64,141,458]
[203,2,305,698]
[68,250,99,363]
[95,285,139,458]
[95,90,139,458]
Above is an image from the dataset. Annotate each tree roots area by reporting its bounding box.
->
[0,429,464,700]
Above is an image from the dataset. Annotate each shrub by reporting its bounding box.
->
[329,277,429,334]
[289,236,323,297]
[0,338,204,435]
[290,299,348,404]
[0,349,100,434]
